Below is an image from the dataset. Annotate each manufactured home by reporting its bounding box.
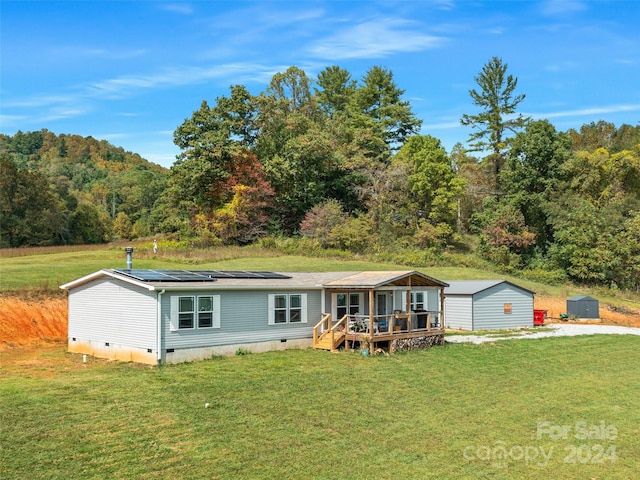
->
[444,280,534,331]
[60,269,448,364]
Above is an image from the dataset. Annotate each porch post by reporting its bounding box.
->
[440,286,445,329]
[406,277,412,333]
[406,290,411,314]
[368,289,374,335]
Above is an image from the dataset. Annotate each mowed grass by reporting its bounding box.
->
[1,336,638,479]
[1,243,623,303]
[0,245,402,292]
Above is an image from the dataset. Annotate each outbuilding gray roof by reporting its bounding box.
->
[444,280,534,296]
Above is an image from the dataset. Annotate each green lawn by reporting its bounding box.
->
[1,336,638,479]
[0,244,616,305]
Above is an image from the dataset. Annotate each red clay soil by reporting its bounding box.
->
[535,296,640,328]
[0,295,67,350]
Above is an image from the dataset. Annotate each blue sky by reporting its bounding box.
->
[2,0,639,168]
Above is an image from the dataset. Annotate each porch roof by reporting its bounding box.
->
[322,271,448,289]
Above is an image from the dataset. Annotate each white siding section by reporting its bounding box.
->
[393,288,441,313]
[473,284,533,330]
[162,289,321,350]
[427,289,439,312]
[444,296,473,330]
[68,278,157,350]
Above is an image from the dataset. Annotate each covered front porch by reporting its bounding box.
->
[312,271,448,353]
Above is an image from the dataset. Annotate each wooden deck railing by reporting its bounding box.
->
[344,312,442,337]
[314,311,443,349]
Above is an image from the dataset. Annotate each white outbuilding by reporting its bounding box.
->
[444,280,534,331]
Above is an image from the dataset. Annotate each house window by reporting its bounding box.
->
[274,295,288,324]
[171,295,220,331]
[336,293,362,319]
[179,296,195,329]
[411,291,425,311]
[290,294,302,323]
[269,294,307,325]
[504,303,512,314]
[198,296,214,328]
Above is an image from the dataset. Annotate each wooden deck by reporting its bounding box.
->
[313,313,444,353]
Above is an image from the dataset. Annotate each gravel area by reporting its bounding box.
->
[445,323,640,344]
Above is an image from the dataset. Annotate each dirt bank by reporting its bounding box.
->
[535,295,640,328]
[0,295,67,350]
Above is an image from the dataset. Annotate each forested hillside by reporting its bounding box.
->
[2,61,639,290]
[0,130,168,246]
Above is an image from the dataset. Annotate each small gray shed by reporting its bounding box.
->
[566,295,599,319]
[444,280,534,331]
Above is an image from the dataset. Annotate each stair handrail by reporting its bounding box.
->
[313,313,332,347]
[330,315,347,332]
[327,314,348,350]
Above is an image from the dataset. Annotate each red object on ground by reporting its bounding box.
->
[534,309,547,326]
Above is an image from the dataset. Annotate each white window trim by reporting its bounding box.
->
[197,295,221,329]
[268,293,308,325]
[410,291,427,311]
[170,295,220,331]
[332,292,363,321]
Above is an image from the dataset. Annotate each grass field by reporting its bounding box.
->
[1,245,639,478]
[1,243,639,352]
[1,336,638,479]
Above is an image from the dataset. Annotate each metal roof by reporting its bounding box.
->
[60,270,448,291]
[444,280,535,296]
[567,295,597,301]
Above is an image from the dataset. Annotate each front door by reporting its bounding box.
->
[375,291,390,317]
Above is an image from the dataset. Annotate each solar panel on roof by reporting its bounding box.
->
[113,269,290,282]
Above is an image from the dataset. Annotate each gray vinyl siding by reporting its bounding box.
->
[444,296,473,330]
[162,289,322,350]
[473,284,533,330]
[68,278,157,349]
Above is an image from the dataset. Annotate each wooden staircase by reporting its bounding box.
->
[314,331,345,351]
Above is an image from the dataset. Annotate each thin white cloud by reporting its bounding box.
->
[421,120,462,130]
[254,7,325,28]
[486,27,505,35]
[199,4,325,49]
[50,46,147,61]
[0,114,28,128]
[1,62,289,126]
[27,107,91,126]
[85,63,285,99]
[544,60,582,72]
[3,93,78,109]
[528,104,640,119]
[309,18,447,60]
[159,3,194,15]
[433,0,456,11]
[540,0,587,16]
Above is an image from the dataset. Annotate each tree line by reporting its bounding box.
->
[1,59,639,290]
[1,130,168,246]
